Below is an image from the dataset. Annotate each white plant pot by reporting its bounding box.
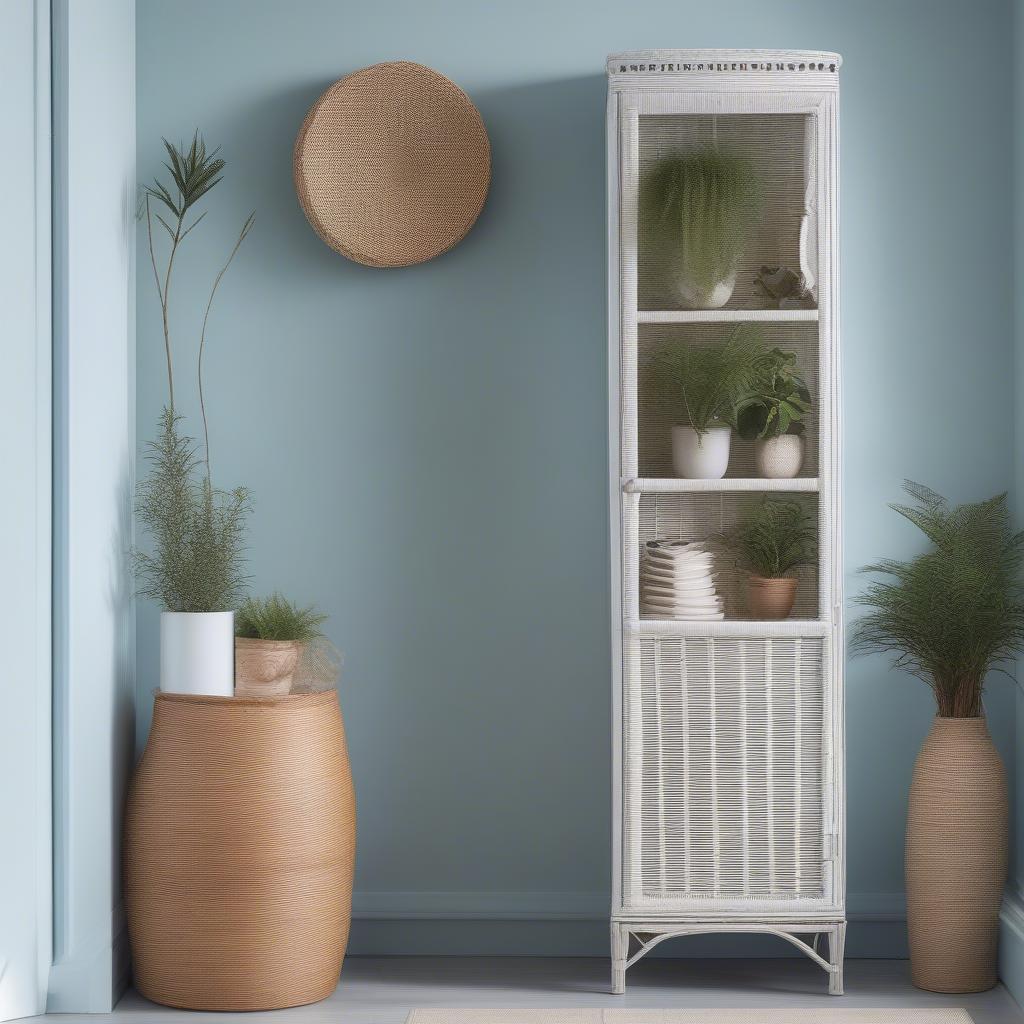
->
[672,424,731,479]
[755,434,804,479]
[160,611,235,696]
[674,268,736,310]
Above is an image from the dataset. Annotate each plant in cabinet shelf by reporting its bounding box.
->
[736,347,812,479]
[730,499,816,619]
[642,147,761,309]
[851,483,1023,994]
[235,594,328,697]
[135,132,255,697]
[654,325,763,479]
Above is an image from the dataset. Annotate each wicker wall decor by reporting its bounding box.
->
[294,61,490,267]
[123,691,356,1011]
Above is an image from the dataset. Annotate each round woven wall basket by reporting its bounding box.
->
[294,61,491,267]
[123,691,356,1011]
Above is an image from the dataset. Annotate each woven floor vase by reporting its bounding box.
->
[124,691,356,1011]
[906,716,1007,993]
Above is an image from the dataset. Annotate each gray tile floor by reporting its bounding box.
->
[42,958,1024,1024]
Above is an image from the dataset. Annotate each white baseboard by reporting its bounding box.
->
[1000,888,1024,1007]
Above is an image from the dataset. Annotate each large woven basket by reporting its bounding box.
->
[905,716,1006,992]
[123,691,356,1011]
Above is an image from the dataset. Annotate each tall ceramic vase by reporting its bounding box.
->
[124,691,356,1010]
[905,716,1007,992]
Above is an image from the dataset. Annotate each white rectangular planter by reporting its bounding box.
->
[160,611,235,697]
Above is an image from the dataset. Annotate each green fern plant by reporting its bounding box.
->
[236,594,327,642]
[851,483,1024,718]
[736,347,812,440]
[642,147,761,293]
[651,324,765,436]
[730,499,817,578]
[133,409,250,612]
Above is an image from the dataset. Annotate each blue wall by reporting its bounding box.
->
[136,0,1016,955]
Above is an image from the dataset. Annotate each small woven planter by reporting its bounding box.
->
[123,691,356,1011]
[234,637,301,697]
[906,716,1007,992]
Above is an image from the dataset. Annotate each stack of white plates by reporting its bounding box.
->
[640,539,724,620]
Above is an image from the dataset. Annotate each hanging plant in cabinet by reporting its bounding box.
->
[642,147,761,309]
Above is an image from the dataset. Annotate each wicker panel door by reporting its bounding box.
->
[607,51,843,995]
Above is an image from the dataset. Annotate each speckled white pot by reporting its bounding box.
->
[675,269,736,310]
[755,434,804,479]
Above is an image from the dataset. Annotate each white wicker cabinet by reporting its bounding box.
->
[607,51,844,994]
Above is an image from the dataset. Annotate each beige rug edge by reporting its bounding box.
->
[406,1010,975,1024]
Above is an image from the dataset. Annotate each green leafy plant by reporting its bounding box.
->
[652,324,765,436]
[737,347,812,440]
[729,499,817,578]
[144,131,254,476]
[642,147,761,293]
[134,409,250,612]
[851,483,1024,718]
[236,593,327,642]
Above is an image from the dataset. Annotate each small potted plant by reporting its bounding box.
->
[235,593,328,697]
[653,325,763,479]
[736,347,812,479]
[134,411,250,696]
[852,483,1023,993]
[730,499,817,619]
[642,147,761,309]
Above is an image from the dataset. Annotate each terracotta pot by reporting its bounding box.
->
[235,637,301,697]
[123,691,356,1010]
[906,716,1007,993]
[746,575,797,619]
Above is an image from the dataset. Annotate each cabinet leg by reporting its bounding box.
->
[828,922,847,995]
[611,923,627,994]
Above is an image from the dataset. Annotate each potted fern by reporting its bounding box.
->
[653,325,763,479]
[235,594,327,697]
[135,133,255,696]
[643,147,761,309]
[730,499,816,619]
[852,484,1023,993]
[736,347,812,478]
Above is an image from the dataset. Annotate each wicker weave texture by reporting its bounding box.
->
[123,692,356,1011]
[294,61,490,267]
[905,717,1007,993]
[622,636,826,912]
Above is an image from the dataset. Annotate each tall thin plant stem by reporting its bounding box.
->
[198,213,255,482]
[146,195,176,411]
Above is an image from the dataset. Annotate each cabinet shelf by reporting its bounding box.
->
[628,618,830,638]
[637,309,819,324]
[624,477,819,494]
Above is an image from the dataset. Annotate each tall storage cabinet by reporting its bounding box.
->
[607,51,844,994]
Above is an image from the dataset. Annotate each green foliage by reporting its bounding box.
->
[736,347,812,440]
[642,147,761,291]
[236,593,328,642]
[146,132,225,225]
[851,483,1024,718]
[730,499,817,578]
[652,324,765,435]
[134,409,251,612]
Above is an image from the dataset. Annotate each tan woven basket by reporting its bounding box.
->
[906,716,1007,993]
[294,61,490,267]
[123,691,356,1011]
